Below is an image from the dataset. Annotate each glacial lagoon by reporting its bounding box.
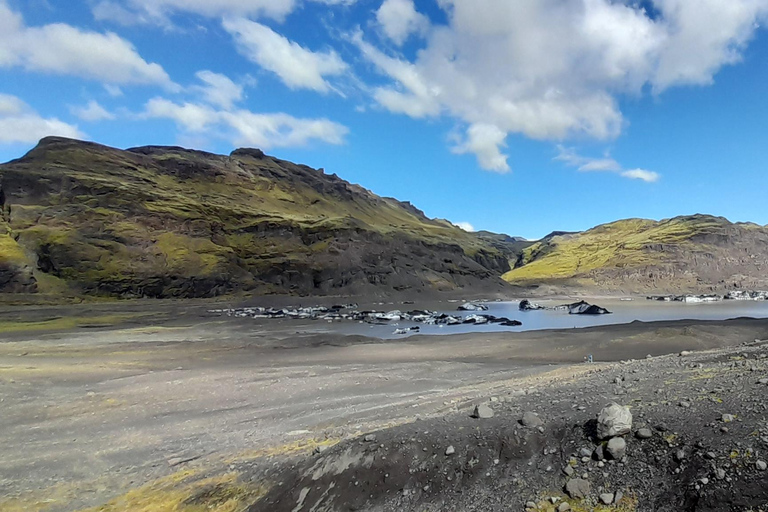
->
[334,298,768,338]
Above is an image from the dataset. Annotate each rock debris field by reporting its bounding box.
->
[248,338,768,512]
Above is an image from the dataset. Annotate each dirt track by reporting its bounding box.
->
[1,303,768,511]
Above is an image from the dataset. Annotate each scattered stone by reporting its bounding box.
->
[563,465,574,477]
[597,403,633,439]
[635,428,653,439]
[521,412,543,428]
[674,449,687,462]
[679,401,691,408]
[364,434,377,442]
[472,404,494,419]
[445,445,455,456]
[722,414,735,423]
[558,503,571,512]
[593,444,605,461]
[715,468,726,480]
[599,493,615,505]
[607,437,627,460]
[525,502,537,510]
[757,460,767,471]
[565,478,591,499]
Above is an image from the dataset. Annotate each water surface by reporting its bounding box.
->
[334,299,768,339]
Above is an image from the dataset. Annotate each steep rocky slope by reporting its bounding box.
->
[503,215,768,293]
[0,137,516,301]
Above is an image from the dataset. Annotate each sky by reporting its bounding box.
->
[1,0,767,239]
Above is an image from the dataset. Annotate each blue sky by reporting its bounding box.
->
[1,0,767,239]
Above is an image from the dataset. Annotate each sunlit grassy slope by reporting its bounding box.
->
[0,138,515,300]
[503,215,768,289]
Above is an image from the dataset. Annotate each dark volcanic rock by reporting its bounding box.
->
[0,137,520,300]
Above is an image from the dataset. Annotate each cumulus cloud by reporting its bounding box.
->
[451,124,510,173]
[0,1,176,89]
[454,222,475,232]
[70,100,115,122]
[143,97,348,149]
[355,0,768,171]
[223,18,348,93]
[0,93,84,144]
[556,146,659,183]
[193,71,244,109]
[92,0,357,25]
[376,0,429,46]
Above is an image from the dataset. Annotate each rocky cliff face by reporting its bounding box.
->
[503,215,768,293]
[0,137,516,300]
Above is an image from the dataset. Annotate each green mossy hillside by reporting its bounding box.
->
[0,137,515,301]
[503,215,768,292]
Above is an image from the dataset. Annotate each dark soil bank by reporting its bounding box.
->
[247,340,768,512]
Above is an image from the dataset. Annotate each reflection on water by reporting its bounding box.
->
[334,299,768,339]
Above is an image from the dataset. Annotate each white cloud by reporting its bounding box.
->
[0,94,84,144]
[0,93,27,116]
[104,84,124,97]
[0,1,176,89]
[556,146,660,183]
[92,0,357,26]
[621,169,661,183]
[376,0,429,46]
[355,0,768,171]
[454,222,475,232]
[70,100,115,122]
[223,18,348,93]
[451,123,510,173]
[143,98,348,149]
[193,71,244,109]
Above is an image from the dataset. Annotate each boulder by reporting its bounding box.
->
[565,478,590,499]
[521,412,543,428]
[471,404,494,419]
[596,403,632,439]
[607,437,627,460]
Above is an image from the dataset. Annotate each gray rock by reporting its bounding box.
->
[565,478,590,499]
[716,468,726,480]
[635,428,653,439]
[521,411,543,427]
[364,434,377,442]
[445,445,455,456]
[679,401,691,408]
[563,465,574,477]
[722,414,735,423]
[600,493,615,505]
[472,404,494,419]
[525,502,537,510]
[593,444,605,461]
[558,503,571,512]
[597,403,633,439]
[757,460,767,471]
[675,449,687,462]
[607,437,627,460]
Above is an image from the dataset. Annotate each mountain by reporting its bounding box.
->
[503,215,768,293]
[0,137,519,301]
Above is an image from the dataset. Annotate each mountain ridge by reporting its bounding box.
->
[503,214,768,293]
[0,137,518,302]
